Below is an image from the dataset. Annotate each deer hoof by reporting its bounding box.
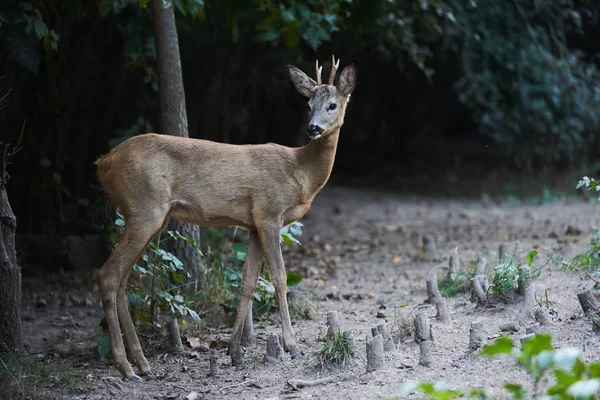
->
[129,374,143,382]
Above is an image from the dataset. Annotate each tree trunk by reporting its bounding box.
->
[151,0,203,288]
[0,151,22,351]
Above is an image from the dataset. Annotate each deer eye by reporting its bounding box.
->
[328,103,337,111]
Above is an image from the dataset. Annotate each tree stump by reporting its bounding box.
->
[475,256,487,275]
[422,234,438,259]
[471,275,487,305]
[469,320,485,351]
[326,310,340,337]
[426,273,440,305]
[166,317,184,353]
[264,333,283,363]
[366,334,384,372]
[534,308,552,326]
[592,315,600,335]
[414,312,431,343]
[434,294,450,324]
[517,266,535,312]
[499,322,520,332]
[241,301,254,346]
[419,340,432,367]
[448,247,461,278]
[372,322,395,352]
[209,349,219,376]
[577,290,599,316]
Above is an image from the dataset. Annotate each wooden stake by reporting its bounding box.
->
[471,275,487,305]
[166,316,184,353]
[209,349,219,376]
[577,290,599,316]
[427,273,440,304]
[326,311,340,337]
[474,256,487,275]
[264,333,283,363]
[434,295,450,323]
[423,234,438,259]
[414,312,431,344]
[419,340,432,367]
[366,334,384,372]
[373,322,395,352]
[468,320,485,351]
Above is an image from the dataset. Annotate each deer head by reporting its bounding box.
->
[287,55,357,139]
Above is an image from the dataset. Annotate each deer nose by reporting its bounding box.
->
[307,124,324,138]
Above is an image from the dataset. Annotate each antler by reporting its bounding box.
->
[328,55,340,85]
[315,60,323,85]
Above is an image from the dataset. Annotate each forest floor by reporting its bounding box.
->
[11,184,600,400]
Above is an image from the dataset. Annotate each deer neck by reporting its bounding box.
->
[296,128,340,197]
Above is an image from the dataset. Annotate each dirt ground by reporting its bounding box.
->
[14,185,600,400]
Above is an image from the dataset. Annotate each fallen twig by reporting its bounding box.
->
[287,377,333,391]
[219,379,257,392]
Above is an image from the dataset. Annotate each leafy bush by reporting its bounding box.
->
[400,333,600,399]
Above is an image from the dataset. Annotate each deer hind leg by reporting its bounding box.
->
[257,223,302,359]
[228,231,263,365]
[116,218,169,376]
[97,209,168,380]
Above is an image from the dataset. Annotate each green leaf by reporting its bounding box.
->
[526,250,538,266]
[188,309,201,322]
[503,383,524,400]
[174,294,184,303]
[480,336,514,357]
[548,369,578,395]
[566,379,600,398]
[286,272,303,287]
[589,362,600,378]
[115,218,126,227]
[172,271,184,284]
[232,243,247,252]
[521,333,553,357]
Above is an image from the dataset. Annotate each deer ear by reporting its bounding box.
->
[337,64,357,97]
[287,65,317,98]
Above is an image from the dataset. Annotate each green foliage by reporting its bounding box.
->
[196,222,304,318]
[439,271,471,297]
[567,226,600,274]
[0,1,59,74]
[577,177,600,203]
[402,333,600,399]
[440,0,600,165]
[491,246,541,296]
[304,331,358,370]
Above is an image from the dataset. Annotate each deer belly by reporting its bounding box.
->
[168,199,253,228]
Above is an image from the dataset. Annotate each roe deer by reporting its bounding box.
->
[95,56,357,380]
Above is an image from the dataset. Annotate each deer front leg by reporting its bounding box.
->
[228,232,263,365]
[257,224,302,359]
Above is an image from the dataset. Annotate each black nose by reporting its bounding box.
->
[307,124,324,137]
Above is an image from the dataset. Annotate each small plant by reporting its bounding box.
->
[577,176,600,202]
[566,227,600,274]
[490,245,542,296]
[304,331,358,370]
[400,333,600,399]
[439,271,472,297]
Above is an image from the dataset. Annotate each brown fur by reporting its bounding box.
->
[95,57,357,379]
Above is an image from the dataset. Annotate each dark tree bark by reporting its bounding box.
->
[0,144,22,351]
[151,0,203,287]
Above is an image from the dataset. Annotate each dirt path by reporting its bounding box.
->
[19,186,600,400]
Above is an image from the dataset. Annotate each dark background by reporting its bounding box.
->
[1,0,599,240]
